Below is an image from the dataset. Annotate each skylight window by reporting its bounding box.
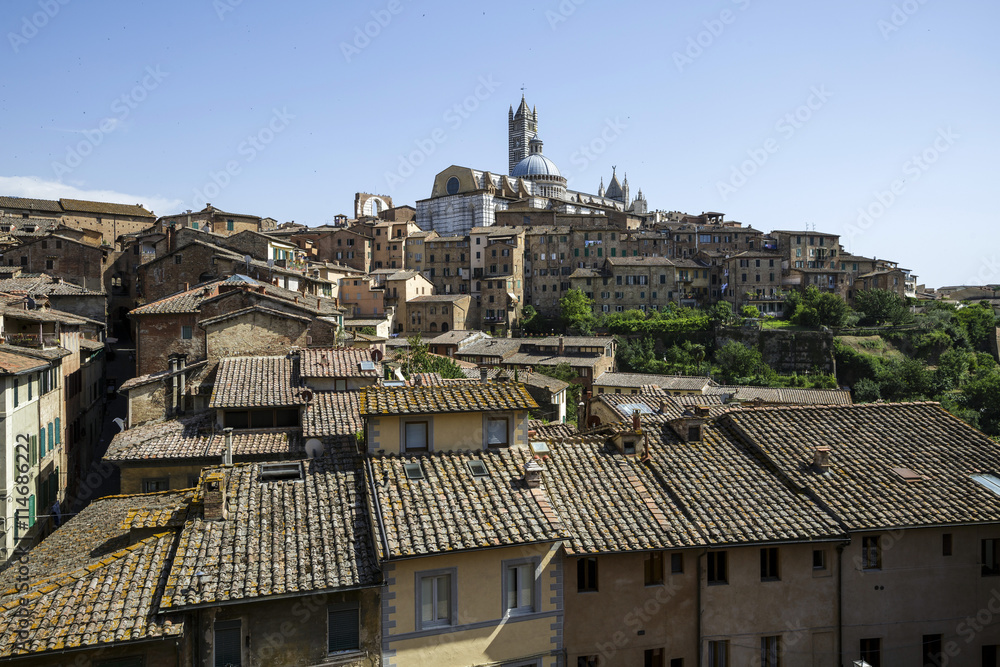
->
[359,360,376,372]
[260,462,303,482]
[404,462,425,480]
[972,473,1000,497]
[467,459,489,478]
[529,441,551,456]
[892,467,923,482]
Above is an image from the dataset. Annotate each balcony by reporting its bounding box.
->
[3,333,59,348]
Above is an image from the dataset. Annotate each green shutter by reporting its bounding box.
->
[28,495,35,528]
[55,417,60,444]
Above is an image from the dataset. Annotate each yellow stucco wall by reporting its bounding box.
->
[119,463,204,495]
[385,543,562,667]
[368,410,529,454]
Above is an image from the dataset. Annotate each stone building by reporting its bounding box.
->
[156,203,276,236]
[0,195,156,243]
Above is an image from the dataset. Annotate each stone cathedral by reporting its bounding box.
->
[416,96,648,235]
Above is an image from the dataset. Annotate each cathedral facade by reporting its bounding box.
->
[416,96,648,235]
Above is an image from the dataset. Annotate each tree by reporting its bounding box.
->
[855,288,912,326]
[714,341,774,385]
[708,300,735,326]
[397,335,465,379]
[740,305,760,319]
[788,286,849,327]
[358,325,378,336]
[559,288,595,335]
[954,302,997,351]
[616,336,656,373]
[962,367,1000,436]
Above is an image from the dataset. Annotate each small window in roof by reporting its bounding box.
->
[892,467,923,482]
[467,459,489,478]
[972,473,1000,497]
[404,462,425,480]
[529,441,551,456]
[359,360,376,372]
[260,462,303,482]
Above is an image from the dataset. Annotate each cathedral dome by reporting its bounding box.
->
[511,136,562,178]
[511,153,562,178]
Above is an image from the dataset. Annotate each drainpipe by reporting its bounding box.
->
[697,548,706,666]
[836,541,847,667]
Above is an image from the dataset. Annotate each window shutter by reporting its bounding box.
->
[55,417,60,444]
[328,606,360,652]
[214,620,242,667]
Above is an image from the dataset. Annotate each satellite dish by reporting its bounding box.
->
[300,388,314,402]
[112,417,126,432]
[371,349,383,362]
[305,438,324,459]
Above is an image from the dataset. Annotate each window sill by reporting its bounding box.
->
[318,650,367,666]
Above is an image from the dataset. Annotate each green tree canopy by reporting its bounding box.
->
[559,288,596,335]
[855,288,912,326]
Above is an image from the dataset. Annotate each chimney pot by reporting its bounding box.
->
[632,409,641,432]
[523,459,543,488]
[480,367,489,384]
[813,446,832,472]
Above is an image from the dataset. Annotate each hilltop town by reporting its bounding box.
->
[0,97,998,666]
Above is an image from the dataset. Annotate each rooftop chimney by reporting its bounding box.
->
[632,409,641,432]
[480,367,489,384]
[694,405,711,418]
[813,446,832,472]
[558,336,565,356]
[523,459,543,489]
[202,470,228,521]
[223,428,233,466]
[659,401,671,415]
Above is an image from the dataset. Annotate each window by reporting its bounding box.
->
[181,325,193,340]
[645,648,664,667]
[670,660,683,667]
[670,553,684,574]
[760,547,779,580]
[922,634,942,667]
[227,219,234,231]
[504,560,537,615]
[142,478,169,493]
[404,421,429,451]
[942,533,952,556]
[983,539,1000,576]
[328,602,360,653]
[812,549,826,570]
[644,551,664,585]
[862,536,881,570]
[174,254,182,264]
[417,570,454,629]
[708,640,729,667]
[707,551,727,584]
[577,657,598,667]
[577,557,598,592]
[860,638,881,667]
[761,636,780,667]
[486,417,509,447]
[214,619,242,667]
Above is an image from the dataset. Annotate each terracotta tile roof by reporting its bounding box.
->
[367,449,567,559]
[130,281,217,315]
[198,304,312,328]
[0,273,105,296]
[595,371,717,392]
[454,337,523,358]
[59,198,156,217]
[460,367,570,393]
[300,347,382,378]
[209,355,307,409]
[721,385,853,405]
[528,420,578,439]
[0,350,49,374]
[543,421,846,554]
[724,402,1000,530]
[303,391,363,438]
[596,393,726,422]
[161,454,379,609]
[118,360,209,393]
[360,383,537,416]
[105,412,305,462]
[0,196,63,212]
[0,490,192,658]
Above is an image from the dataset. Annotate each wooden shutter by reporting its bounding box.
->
[328,605,359,652]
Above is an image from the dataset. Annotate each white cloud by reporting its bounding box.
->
[0,176,184,217]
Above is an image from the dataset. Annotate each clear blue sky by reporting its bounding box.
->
[2,0,997,287]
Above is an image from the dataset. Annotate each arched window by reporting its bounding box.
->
[429,322,438,332]
[441,322,450,333]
